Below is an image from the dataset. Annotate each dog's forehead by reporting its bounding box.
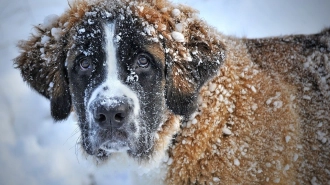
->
[65,19,105,62]
[67,16,165,64]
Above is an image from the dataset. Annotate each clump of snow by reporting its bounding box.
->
[115,34,122,42]
[266,92,281,105]
[40,35,50,45]
[171,31,185,42]
[285,135,291,143]
[137,5,144,12]
[302,95,311,100]
[171,8,181,17]
[250,85,257,93]
[49,82,54,88]
[311,177,318,185]
[266,98,272,105]
[51,27,62,41]
[41,14,59,30]
[227,120,234,126]
[213,177,220,182]
[88,18,95,25]
[317,122,323,127]
[273,100,283,110]
[316,131,327,144]
[274,178,280,183]
[293,154,299,162]
[303,86,311,91]
[208,83,217,92]
[234,159,240,166]
[126,68,139,82]
[222,127,232,135]
[175,23,184,32]
[251,103,258,111]
[78,28,86,34]
[191,118,197,124]
[144,24,156,36]
[85,11,98,17]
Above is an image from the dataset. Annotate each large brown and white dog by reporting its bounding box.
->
[15,0,330,184]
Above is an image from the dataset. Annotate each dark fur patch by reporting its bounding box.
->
[164,26,226,117]
[14,27,72,121]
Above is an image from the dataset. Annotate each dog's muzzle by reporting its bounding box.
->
[87,96,137,156]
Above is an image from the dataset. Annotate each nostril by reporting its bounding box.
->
[114,113,125,122]
[96,113,107,122]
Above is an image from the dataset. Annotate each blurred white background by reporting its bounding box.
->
[0,0,329,184]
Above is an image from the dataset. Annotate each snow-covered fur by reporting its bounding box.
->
[14,0,330,184]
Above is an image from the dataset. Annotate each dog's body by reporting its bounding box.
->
[169,33,330,184]
[15,0,330,184]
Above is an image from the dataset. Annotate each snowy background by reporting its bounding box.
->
[0,0,329,184]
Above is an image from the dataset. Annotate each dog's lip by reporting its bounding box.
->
[95,139,129,158]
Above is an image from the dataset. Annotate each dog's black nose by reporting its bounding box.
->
[93,98,131,129]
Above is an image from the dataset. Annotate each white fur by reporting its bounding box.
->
[86,23,141,146]
[87,23,140,113]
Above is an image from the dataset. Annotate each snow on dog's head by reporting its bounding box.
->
[14,0,225,164]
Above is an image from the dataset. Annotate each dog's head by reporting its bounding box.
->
[14,0,225,162]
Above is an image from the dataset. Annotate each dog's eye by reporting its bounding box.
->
[80,58,92,70]
[137,55,150,68]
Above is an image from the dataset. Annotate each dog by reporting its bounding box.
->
[14,0,330,184]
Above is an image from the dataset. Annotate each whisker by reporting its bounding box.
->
[65,123,81,143]
[75,135,82,164]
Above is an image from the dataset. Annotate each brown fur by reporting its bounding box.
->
[167,32,330,184]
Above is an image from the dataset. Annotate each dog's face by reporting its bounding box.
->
[67,17,168,159]
[14,1,225,162]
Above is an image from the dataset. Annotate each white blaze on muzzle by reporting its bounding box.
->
[86,23,140,128]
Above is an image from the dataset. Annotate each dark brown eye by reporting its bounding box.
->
[137,55,150,68]
[80,58,92,70]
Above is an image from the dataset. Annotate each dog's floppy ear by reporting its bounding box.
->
[164,20,226,117]
[14,16,71,121]
[132,1,226,117]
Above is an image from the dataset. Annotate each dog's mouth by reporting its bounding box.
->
[100,140,129,153]
[81,126,133,159]
[95,140,130,159]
